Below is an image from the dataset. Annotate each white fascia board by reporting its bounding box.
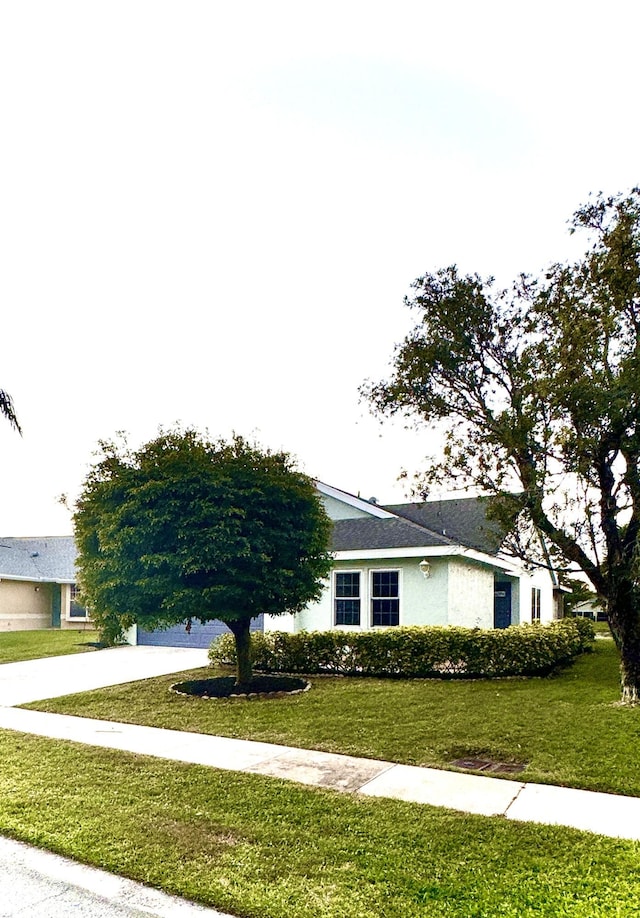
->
[0,574,74,584]
[315,481,396,519]
[334,545,521,573]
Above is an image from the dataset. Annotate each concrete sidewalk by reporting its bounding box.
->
[2,704,640,841]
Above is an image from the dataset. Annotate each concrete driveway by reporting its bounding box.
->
[0,645,209,707]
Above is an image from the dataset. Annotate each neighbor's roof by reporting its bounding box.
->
[0,536,77,582]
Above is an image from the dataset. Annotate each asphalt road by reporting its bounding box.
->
[0,803,233,918]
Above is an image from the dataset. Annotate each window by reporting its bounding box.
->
[335,572,361,626]
[371,570,400,626]
[531,587,541,622]
[69,584,88,619]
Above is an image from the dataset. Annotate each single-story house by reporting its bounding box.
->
[262,483,563,635]
[0,537,91,632]
[0,483,563,645]
[573,597,606,622]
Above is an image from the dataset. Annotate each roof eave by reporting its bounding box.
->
[333,545,521,572]
[0,574,75,584]
[316,482,397,519]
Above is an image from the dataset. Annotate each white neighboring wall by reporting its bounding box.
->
[516,566,557,624]
[263,612,296,633]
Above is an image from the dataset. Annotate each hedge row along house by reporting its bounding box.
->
[0,483,563,644]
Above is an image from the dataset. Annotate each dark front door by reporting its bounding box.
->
[494,581,512,629]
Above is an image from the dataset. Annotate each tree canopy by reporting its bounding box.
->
[364,188,640,703]
[74,429,333,683]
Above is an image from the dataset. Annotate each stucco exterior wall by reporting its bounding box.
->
[293,557,451,631]
[401,558,448,627]
[295,574,333,631]
[263,611,296,633]
[0,580,53,631]
[269,554,555,635]
[319,495,372,520]
[447,559,495,629]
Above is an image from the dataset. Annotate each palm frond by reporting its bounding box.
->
[0,389,21,434]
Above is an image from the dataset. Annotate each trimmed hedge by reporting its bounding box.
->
[209,618,594,679]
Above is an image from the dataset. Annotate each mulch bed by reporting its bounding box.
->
[171,674,311,699]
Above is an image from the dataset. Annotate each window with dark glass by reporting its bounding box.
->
[335,572,361,626]
[69,584,87,619]
[372,570,399,626]
[531,587,541,622]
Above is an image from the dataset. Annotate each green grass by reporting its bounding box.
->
[0,628,99,663]
[1,728,639,917]
[28,638,640,797]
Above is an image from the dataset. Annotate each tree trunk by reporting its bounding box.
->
[607,583,640,705]
[226,618,253,686]
[619,629,640,705]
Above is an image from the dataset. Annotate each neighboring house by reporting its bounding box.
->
[264,483,563,634]
[573,597,607,622]
[0,537,91,632]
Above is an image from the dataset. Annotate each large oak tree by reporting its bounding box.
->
[364,189,640,703]
[74,429,332,684]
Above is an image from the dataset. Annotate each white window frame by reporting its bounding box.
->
[369,568,401,627]
[531,586,541,623]
[333,570,362,627]
[66,583,91,622]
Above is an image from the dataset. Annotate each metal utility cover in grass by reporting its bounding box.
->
[451,758,526,774]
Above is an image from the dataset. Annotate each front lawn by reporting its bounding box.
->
[1,729,639,918]
[28,637,640,797]
[0,629,99,664]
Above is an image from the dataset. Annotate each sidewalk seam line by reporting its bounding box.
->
[356,763,398,793]
[503,782,527,817]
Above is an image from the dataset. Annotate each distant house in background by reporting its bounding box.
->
[0,537,91,632]
[573,596,607,622]
[264,483,564,635]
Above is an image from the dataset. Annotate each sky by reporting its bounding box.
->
[0,0,638,535]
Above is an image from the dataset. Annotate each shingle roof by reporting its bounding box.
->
[384,497,506,555]
[331,516,456,552]
[0,537,77,582]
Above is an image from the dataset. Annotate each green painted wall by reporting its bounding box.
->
[52,584,61,628]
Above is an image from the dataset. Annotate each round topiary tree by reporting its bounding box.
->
[74,428,333,686]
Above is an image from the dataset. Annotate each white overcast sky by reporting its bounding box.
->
[0,0,638,535]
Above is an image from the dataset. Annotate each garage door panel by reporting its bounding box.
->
[138,615,264,649]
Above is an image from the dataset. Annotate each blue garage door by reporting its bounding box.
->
[138,615,264,649]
